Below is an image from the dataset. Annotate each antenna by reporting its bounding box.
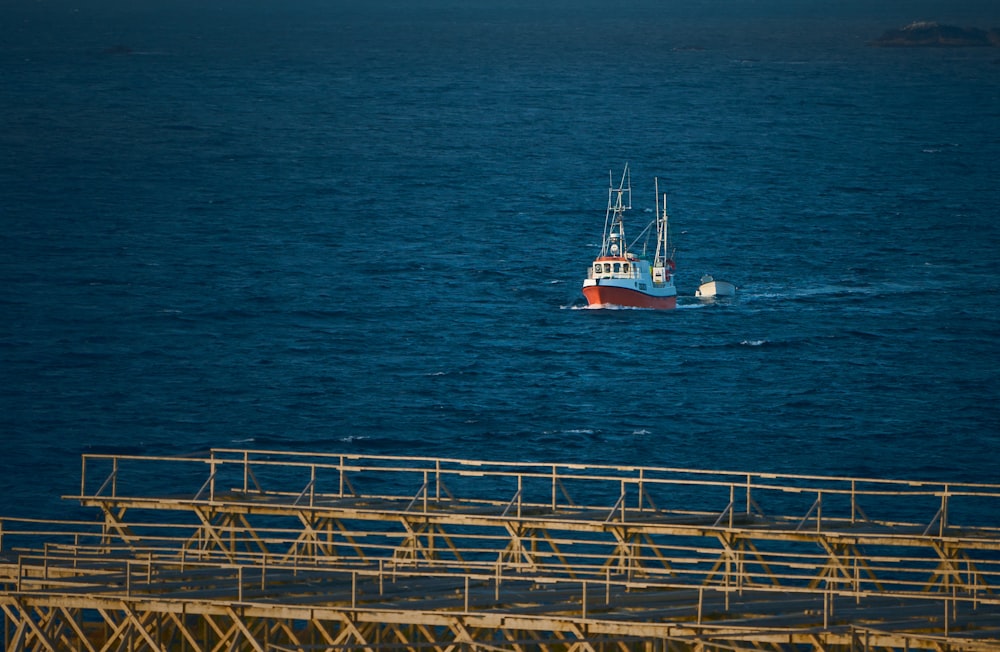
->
[655,177,659,217]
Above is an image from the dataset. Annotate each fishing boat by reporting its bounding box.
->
[582,165,677,309]
[695,274,737,299]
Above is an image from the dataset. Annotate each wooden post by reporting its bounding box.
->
[80,455,87,498]
[854,554,860,601]
[423,470,429,513]
[823,582,837,628]
[517,474,523,518]
[729,484,735,529]
[242,450,249,493]
[638,469,645,513]
[746,473,752,515]
[941,487,949,536]
[208,452,216,502]
[851,479,857,524]
[338,454,344,498]
[551,465,558,511]
[620,480,627,523]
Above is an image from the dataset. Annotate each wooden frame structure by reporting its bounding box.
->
[3,448,1000,651]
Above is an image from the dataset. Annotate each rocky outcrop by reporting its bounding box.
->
[871,21,1000,47]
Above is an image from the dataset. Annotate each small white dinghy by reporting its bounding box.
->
[695,274,736,299]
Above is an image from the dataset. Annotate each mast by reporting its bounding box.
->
[654,178,670,267]
[655,178,660,264]
[602,165,631,258]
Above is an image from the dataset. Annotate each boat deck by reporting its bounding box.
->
[3,448,1000,650]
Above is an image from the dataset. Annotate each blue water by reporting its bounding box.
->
[2,1,999,520]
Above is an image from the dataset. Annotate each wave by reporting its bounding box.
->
[4,8,999,522]
[339,435,370,443]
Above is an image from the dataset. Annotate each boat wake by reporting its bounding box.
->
[565,303,659,310]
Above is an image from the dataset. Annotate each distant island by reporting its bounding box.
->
[871,21,1000,47]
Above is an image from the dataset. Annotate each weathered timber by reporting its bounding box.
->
[2,448,999,651]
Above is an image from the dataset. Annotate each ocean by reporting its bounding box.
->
[2,0,999,522]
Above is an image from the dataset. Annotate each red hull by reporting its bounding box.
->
[582,285,676,310]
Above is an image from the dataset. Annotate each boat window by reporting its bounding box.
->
[594,263,602,275]
[603,263,611,273]
[622,263,629,274]
[613,263,621,273]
